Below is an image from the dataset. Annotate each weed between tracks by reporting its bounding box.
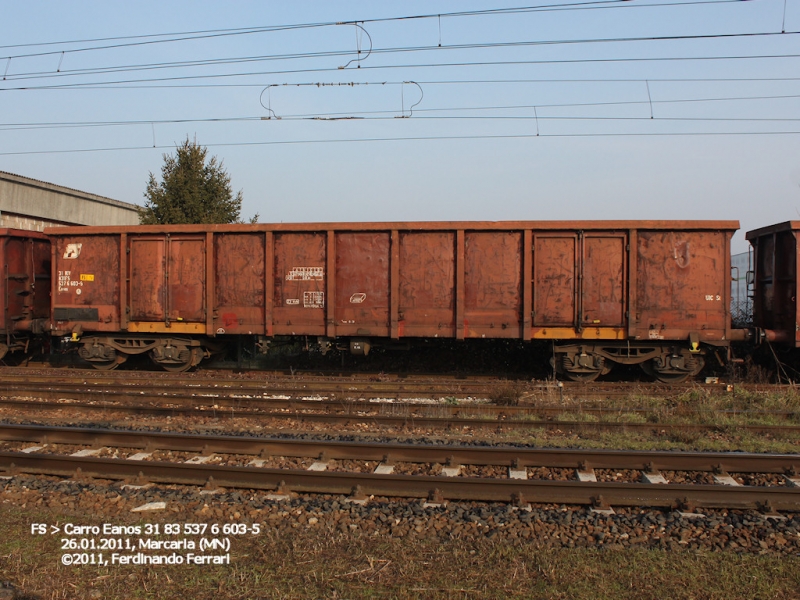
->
[484,427,800,454]
[488,382,526,406]
[370,383,800,445]
[0,504,797,600]
[512,384,800,429]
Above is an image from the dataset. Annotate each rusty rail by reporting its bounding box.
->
[1,452,798,510]
[0,368,759,398]
[0,397,797,435]
[0,424,797,473]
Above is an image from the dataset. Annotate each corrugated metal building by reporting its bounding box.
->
[0,171,140,231]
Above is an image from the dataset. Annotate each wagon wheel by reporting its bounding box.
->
[157,347,203,372]
[563,369,602,383]
[91,360,120,371]
[159,356,193,372]
[558,352,608,383]
[645,369,690,384]
[640,356,703,384]
[89,356,127,371]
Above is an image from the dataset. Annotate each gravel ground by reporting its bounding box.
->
[0,376,799,597]
[1,475,798,555]
[1,391,798,567]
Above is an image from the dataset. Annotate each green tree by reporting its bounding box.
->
[140,138,251,224]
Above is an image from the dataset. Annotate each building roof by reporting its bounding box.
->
[0,170,139,212]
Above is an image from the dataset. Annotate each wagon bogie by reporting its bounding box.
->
[151,343,204,372]
[553,341,707,383]
[73,335,212,371]
[77,338,126,370]
[640,348,706,383]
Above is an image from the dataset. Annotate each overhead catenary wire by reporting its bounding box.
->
[7,52,800,91]
[0,0,754,56]
[4,29,800,84]
[4,129,800,157]
[4,90,800,131]
[5,75,800,90]
[6,114,800,133]
[0,0,796,160]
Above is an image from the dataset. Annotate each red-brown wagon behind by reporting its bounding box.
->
[47,220,739,380]
[0,228,51,361]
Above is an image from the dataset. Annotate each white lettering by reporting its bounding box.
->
[286,266,324,281]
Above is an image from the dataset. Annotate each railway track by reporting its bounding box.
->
[2,382,792,419]
[1,424,798,511]
[2,396,798,435]
[1,367,797,434]
[0,368,757,399]
[0,369,791,406]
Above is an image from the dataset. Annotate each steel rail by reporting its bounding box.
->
[0,424,797,473]
[0,452,798,510]
[0,364,762,388]
[2,391,797,422]
[1,397,797,435]
[0,388,800,427]
[0,383,486,400]
[0,369,754,396]
[2,372,501,391]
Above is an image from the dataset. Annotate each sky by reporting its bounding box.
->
[1,0,799,252]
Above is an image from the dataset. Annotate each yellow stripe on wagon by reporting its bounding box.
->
[127,322,206,334]
[530,327,627,340]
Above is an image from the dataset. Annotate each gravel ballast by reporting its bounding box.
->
[2,476,798,555]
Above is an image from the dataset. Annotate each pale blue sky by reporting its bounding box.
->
[1,0,799,251]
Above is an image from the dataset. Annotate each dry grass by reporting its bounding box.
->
[519,385,800,430]
[0,504,798,600]
[488,382,526,406]
[489,426,800,454]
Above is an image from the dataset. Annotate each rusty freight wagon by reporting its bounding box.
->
[746,221,800,348]
[0,228,51,361]
[47,220,739,380]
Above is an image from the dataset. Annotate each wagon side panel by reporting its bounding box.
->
[533,234,576,327]
[128,236,166,322]
[397,231,455,338]
[464,231,522,338]
[214,232,266,335]
[273,232,327,335]
[167,236,206,323]
[634,230,729,342]
[582,234,626,328]
[334,232,390,337]
[52,234,121,332]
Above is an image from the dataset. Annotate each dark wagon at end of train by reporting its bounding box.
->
[41,220,744,381]
[746,221,800,351]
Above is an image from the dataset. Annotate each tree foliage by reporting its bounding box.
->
[140,138,248,224]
